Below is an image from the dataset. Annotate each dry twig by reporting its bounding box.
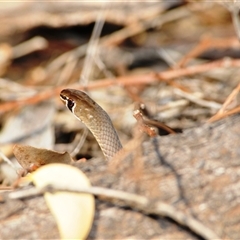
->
[208,82,240,122]
[8,184,220,240]
[1,58,240,114]
[174,88,221,110]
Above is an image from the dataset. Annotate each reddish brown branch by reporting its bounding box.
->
[1,58,240,114]
[176,36,239,68]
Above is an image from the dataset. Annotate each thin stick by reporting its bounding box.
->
[70,128,88,157]
[208,82,240,122]
[12,36,48,59]
[217,82,240,114]
[174,88,221,110]
[176,36,239,68]
[2,58,240,113]
[9,184,220,240]
[80,2,108,85]
[0,149,17,171]
[208,105,240,123]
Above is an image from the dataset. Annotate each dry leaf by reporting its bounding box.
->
[13,144,73,172]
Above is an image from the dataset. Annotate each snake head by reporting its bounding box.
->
[60,89,99,124]
[60,88,122,160]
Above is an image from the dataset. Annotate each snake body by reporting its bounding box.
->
[60,89,122,160]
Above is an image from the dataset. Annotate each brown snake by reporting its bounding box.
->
[60,89,122,160]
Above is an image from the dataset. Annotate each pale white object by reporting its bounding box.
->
[31,164,95,240]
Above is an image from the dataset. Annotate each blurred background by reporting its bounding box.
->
[0,1,240,184]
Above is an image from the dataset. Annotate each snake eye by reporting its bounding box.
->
[67,99,75,112]
[60,94,67,101]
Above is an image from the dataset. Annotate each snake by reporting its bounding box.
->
[60,89,123,160]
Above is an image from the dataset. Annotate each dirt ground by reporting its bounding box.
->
[1,1,240,239]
